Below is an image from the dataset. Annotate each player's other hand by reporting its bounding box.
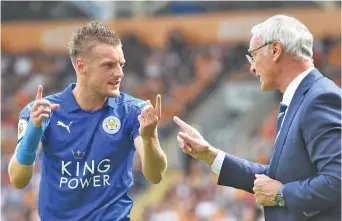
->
[138,94,161,139]
[30,85,59,128]
[173,116,218,165]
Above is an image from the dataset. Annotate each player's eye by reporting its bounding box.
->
[103,63,113,68]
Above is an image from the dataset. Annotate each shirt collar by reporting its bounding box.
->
[282,67,315,106]
[62,83,116,113]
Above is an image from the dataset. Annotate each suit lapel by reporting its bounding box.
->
[269,69,324,178]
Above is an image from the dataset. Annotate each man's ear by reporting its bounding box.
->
[272,41,283,63]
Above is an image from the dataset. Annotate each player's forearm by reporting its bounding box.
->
[142,134,167,184]
[8,153,34,189]
[9,121,43,189]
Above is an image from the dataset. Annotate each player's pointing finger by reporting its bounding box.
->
[155,94,161,120]
[36,85,43,100]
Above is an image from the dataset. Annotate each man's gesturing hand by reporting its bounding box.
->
[30,85,59,127]
[173,116,218,166]
[138,94,162,139]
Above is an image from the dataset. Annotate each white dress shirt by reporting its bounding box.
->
[211,67,316,175]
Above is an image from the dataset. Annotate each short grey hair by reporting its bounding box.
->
[251,15,314,62]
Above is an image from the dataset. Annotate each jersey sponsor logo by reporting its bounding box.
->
[57,120,73,133]
[102,116,121,134]
[59,150,111,189]
[18,119,28,140]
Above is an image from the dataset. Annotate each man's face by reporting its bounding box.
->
[248,35,278,91]
[77,43,125,98]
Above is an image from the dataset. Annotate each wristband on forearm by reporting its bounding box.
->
[16,120,43,165]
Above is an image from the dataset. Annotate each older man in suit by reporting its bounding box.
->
[173,15,341,221]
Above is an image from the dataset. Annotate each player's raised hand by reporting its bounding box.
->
[30,85,59,127]
[138,94,162,139]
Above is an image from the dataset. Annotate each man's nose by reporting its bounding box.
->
[250,64,256,74]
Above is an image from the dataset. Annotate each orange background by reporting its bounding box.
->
[2,8,341,53]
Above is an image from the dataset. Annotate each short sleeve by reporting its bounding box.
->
[130,101,146,141]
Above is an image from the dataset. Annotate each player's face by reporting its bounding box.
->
[84,43,125,98]
[248,36,278,91]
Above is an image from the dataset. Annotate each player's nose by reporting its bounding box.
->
[115,68,124,78]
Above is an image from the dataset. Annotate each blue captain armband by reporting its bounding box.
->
[16,120,44,165]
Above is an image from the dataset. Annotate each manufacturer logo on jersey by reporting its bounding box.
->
[57,121,73,133]
[18,119,28,140]
[102,116,121,134]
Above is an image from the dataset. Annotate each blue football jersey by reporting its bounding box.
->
[18,83,146,221]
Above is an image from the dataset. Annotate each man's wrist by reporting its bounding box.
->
[274,184,286,207]
[211,149,225,175]
[204,145,219,166]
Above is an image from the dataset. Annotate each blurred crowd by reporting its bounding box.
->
[1,1,325,22]
[144,160,264,221]
[1,24,341,221]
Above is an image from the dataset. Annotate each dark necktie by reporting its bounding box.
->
[276,103,288,136]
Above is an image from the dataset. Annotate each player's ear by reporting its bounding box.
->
[76,58,86,75]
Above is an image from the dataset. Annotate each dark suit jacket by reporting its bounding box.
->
[218,69,341,221]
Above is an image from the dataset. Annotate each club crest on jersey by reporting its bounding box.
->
[18,119,28,140]
[71,149,86,160]
[102,116,121,134]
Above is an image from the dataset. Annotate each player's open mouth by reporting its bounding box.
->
[109,81,120,86]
